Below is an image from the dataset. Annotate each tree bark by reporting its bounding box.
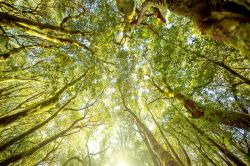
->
[121,97,178,166]
[145,0,250,58]
[146,105,184,166]
[137,123,162,166]
[185,117,247,166]
[0,69,90,126]
[0,116,87,166]
[0,97,74,152]
[152,79,250,130]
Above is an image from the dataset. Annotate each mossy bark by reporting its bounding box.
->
[0,116,87,166]
[0,69,90,126]
[0,98,74,152]
[152,79,250,130]
[150,0,250,58]
[124,107,178,166]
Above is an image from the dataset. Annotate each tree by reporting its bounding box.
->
[0,0,249,165]
[120,93,178,166]
[151,78,250,130]
[116,0,250,58]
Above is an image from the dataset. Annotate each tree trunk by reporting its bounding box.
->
[152,79,250,130]
[179,94,250,130]
[137,123,162,166]
[213,61,250,85]
[166,124,243,166]
[177,141,192,166]
[0,97,74,152]
[146,0,250,58]
[0,69,90,126]
[214,150,234,166]
[185,117,247,166]
[146,106,184,166]
[0,116,87,166]
[122,102,178,166]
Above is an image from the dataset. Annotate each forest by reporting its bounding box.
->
[0,0,249,165]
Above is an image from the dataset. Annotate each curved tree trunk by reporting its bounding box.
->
[0,97,74,152]
[0,116,88,166]
[121,96,179,166]
[146,105,184,166]
[139,0,250,58]
[0,69,90,126]
[166,0,250,58]
[137,123,162,166]
[152,79,250,130]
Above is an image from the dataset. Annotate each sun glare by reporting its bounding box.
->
[116,159,129,166]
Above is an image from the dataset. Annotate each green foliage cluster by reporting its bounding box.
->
[0,0,249,166]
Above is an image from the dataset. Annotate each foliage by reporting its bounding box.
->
[0,0,249,166]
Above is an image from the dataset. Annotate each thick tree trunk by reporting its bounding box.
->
[178,94,250,130]
[144,0,250,58]
[146,106,184,166]
[137,123,162,166]
[122,102,178,166]
[152,79,250,130]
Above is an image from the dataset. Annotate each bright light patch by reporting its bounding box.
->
[87,140,100,154]
[116,159,129,166]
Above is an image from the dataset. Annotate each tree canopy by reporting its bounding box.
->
[0,0,249,166]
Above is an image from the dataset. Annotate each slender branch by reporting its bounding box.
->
[0,115,88,166]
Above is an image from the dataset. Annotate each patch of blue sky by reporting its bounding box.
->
[187,35,197,45]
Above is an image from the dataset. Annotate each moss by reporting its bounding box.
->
[116,0,135,22]
[206,15,250,59]
[233,0,250,11]
[157,0,250,58]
